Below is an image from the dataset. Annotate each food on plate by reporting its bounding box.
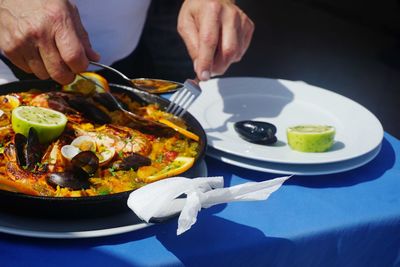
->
[286,125,335,152]
[0,74,200,197]
[234,120,277,145]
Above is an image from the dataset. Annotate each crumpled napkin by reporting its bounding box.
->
[128,175,291,235]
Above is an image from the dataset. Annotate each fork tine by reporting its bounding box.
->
[169,88,192,115]
[165,95,179,113]
[175,94,196,117]
[165,78,202,117]
[166,87,189,114]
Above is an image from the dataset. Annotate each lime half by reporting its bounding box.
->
[287,125,335,152]
[12,106,68,144]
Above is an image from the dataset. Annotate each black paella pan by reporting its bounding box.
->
[0,80,207,218]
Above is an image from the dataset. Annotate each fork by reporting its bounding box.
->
[166,78,202,117]
[76,73,165,128]
[87,61,202,117]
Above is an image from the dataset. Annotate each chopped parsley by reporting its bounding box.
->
[108,166,116,176]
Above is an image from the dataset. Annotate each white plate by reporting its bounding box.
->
[0,160,207,239]
[189,78,383,164]
[207,144,381,175]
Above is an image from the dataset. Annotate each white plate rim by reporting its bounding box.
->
[206,143,381,176]
[0,221,151,239]
[190,77,384,165]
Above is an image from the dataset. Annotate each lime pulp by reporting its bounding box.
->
[286,125,336,152]
[12,106,68,144]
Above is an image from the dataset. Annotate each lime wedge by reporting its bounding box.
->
[12,106,68,144]
[287,125,335,152]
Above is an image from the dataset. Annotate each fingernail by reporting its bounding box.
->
[201,71,210,81]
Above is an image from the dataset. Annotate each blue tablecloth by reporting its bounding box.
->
[1,133,399,267]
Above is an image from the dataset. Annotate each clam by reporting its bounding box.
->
[61,135,115,166]
[97,147,116,166]
[61,145,81,161]
[234,120,277,145]
[71,135,96,152]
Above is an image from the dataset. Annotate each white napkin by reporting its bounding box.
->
[128,175,291,235]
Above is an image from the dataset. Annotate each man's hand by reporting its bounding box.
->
[177,0,254,81]
[0,0,99,84]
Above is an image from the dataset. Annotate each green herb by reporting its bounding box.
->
[155,154,164,163]
[108,166,116,176]
[98,187,111,195]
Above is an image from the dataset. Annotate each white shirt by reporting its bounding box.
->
[0,0,151,83]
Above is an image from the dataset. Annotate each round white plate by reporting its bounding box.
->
[0,160,207,239]
[189,77,383,164]
[207,144,381,175]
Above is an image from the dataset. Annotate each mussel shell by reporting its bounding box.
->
[47,94,77,114]
[14,133,27,168]
[113,153,151,171]
[70,151,99,175]
[14,128,43,170]
[25,128,43,170]
[92,92,125,111]
[47,170,90,190]
[234,120,277,144]
[66,96,111,124]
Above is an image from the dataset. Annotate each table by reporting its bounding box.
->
[0,132,399,267]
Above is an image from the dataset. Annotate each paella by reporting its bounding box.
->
[0,73,201,198]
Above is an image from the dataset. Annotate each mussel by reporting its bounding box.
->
[234,120,277,145]
[47,170,91,190]
[47,93,77,114]
[112,153,151,171]
[65,95,112,124]
[14,128,44,171]
[92,92,125,111]
[70,151,99,175]
[46,151,99,190]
